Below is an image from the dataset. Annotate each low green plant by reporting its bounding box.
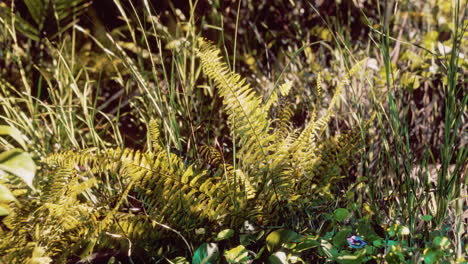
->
[0,125,36,215]
[184,208,465,264]
[0,0,466,263]
[0,38,365,262]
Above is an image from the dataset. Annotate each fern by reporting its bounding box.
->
[199,145,255,206]
[1,40,367,262]
[0,0,91,41]
[197,38,272,178]
[274,103,295,138]
[196,38,366,224]
[148,118,163,153]
[0,164,99,263]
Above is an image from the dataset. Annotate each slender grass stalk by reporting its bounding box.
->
[434,0,467,257]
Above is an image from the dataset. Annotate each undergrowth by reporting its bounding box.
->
[0,0,466,263]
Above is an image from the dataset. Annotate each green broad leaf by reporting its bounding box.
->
[333,229,352,248]
[0,125,27,150]
[323,231,335,240]
[268,251,288,264]
[0,205,9,216]
[192,243,219,264]
[372,239,384,248]
[224,245,249,263]
[240,234,255,246]
[399,225,410,236]
[216,229,235,241]
[421,215,433,222]
[355,220,382,242]
[319,239,336,258]
[424,249,442,264]
[266,229,302,252]
[295,238,320,252]
[333,208,350,222]
[0,184,16,202]
[387,240,398,249]
[433,236,450,249]
[0,149,36,189]
[387,224,409,237]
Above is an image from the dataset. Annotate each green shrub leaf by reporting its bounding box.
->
[424,249,442,264]
[192,243,219,264]
[216,229,235,241]
[0,184,16,202]
[333,229,352,248]
[0,205,9,216]
[433,236,450,249]
[296,237,320,252]
[421,215,433,222]
[0,125,27,150]
[268,251,288,264]
[333,208,350,222]
[224,245,249,263]
[0,149,36,189]
[266,229,301,252]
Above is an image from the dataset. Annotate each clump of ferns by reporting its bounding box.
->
[1,147,200,262]
[0,38,366,262]
[0,164,102,263]
[196,38,366,223]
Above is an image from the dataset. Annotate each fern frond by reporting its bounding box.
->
[199,145,255,202]
[45,144,243,231]
[0,162,99,263]
[274,103,295,138]
[294,129,362,199]
[264,80,293,112]
[0,0,91,41]
[196,38,272,175]
[292,60,365,172]
[148,118,163,153]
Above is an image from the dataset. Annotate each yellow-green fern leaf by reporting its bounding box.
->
[148,118,163,153]
[196,38,272,174]
[264,80,293,111]
[292,60,365,179]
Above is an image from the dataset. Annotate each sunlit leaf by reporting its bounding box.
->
[268,251,288,264]
[0,149,36,189]
[0,125,27,150]
[167,256,190,264]
[192,243,219,264]
[266,229,301,252]
[335,250,366,264]
[224,245,249,263]
[0,205,9,216]
[399,226,410,235]
[279,80,293,97]
[433,236,450,249]
[216,229,234,241]
[0,184,16,202]
[319,239,335,258]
